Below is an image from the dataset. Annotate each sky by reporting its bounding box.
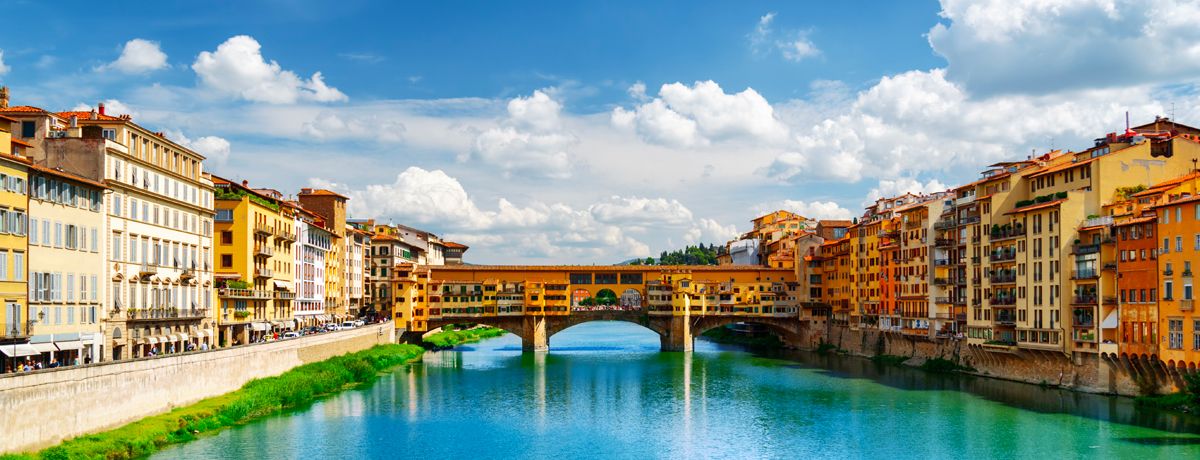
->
[2,0,1200,264]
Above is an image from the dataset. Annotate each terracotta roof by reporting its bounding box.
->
[9,138,35,148]
[1154,194,1200,208]
[1005,198,1066,215]
[818,220,853,227]
[0,105,52,114]
[299,189,349,199]
[1114,216,1157,226]
[442,241,469,249]
[27,164,107,189]
[54,110,124,122]
[0,114,16,123]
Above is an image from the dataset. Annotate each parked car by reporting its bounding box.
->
[353,320,365,327]
[325,324,341,332]
[341,321,357,330]
[282,332,300,339]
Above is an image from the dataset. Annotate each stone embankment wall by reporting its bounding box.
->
[0,324,396,454]
[806,325,1183,397]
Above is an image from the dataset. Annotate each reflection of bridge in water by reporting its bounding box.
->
[393,265,818,351]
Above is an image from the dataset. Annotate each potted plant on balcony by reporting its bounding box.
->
[234,311,251,320]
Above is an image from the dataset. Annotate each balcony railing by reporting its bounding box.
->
[1072,295,1098,305]
[254,245,275,257]
[127,307,208,321]
[991,296,1016,306]
[254,267,274,278]
[990,251,1017,262]
[274,228,297,241]
[275,291,296,300]
[959,216,981,226]
[935,296,951,304]
[995,315,1016,326]
[218,288,272,299]
[934,220,957,230]
[933,277,951,286]
[1183,299,1195,312]
[934,238,955,248]
[1102,261,1117,271]
[139,263,157,276]
[989,228,1026,242]
[1072,244,1100,255]
[990,274,1017,284]
[934,258,952,266]
[1071,269,1098,280]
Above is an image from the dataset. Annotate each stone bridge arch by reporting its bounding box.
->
[689,315,809,346]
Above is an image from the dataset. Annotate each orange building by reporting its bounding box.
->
[1153,176,1200,367]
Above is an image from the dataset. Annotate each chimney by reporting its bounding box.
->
[69,115,78,128]
[89,109,97,120]
[0,86,8,109]
[98,102,106,116]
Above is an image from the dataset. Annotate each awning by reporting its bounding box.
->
[166,334,180,343]
[251,322,269,332]
[273,280,291,290]
[55,340,83,351]
[178,333,190,342]
[146,336,160,345]
[215,273,241,280]
[29,342,58,353]
[0,344,39,357]
[1101,310,1119,329]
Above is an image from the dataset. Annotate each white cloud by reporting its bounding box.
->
[71,99,138,118]
[930,0,1200,95]
[192,35,347,104]
[765,68,1163,184]
[864,178,949,206]
[468,89,577,179]
[755,200,855,220]
[612,80,789,147]
[684,218,740,245]
[101,39,168,74]
[589,196,694,227]
[161,129,232,165]
[317,167,672,262]
[302,111,406,142]
[0,50,10,75]
[779,32,820,62]
[749,12,776,54]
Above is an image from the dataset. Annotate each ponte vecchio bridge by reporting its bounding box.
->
[389,265,818,351]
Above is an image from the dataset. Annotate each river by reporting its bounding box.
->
[155,322,1200,459]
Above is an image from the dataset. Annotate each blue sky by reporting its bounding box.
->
[3,0,1199,263]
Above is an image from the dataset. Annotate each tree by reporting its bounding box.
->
[644,257,655,265]
[595,289,618,306]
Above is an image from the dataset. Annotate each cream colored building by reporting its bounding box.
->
[26,165,107,363]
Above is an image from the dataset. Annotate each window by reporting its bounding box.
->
[28,218,37,245]
[221,254,233,268]
[102,128,116,140]
[1177,236,1183,253]
[1169,319,1184,349]
[1165,280,1174,300]
[1194,319,1200,351]
[13,252,23,282]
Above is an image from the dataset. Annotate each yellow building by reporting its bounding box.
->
[1153,174,1200,367]
[212,176,297,345]
[26,165,107,365]
[0,115,31,370]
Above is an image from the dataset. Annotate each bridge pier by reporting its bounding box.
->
[660,316,693,352]
[523,316,548,352]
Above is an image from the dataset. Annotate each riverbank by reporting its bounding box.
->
[2,344,424,460]
[699,326,783,349]
[422,325,506,349]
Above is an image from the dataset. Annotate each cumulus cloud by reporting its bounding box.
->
[765,68,1162,183]
[0,50,9,75]
[779,32,820,62]
[101,39,168,74]
[684,218,740,245]
[72,99,138,118]
[612,80,789,147]
[468,89,577,179]
[864,178,950,206]
[161,129,232,165]
[755,200,855,220]
[192,35,347,104]
[302,111,405,142]
[589,196,694,227]
[930,0,1200,95]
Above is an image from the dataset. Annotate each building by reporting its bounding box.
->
[2,102,217,360]
[297,189,347,322]
[1153,175,1200,366]
[295,210,332,327]
[442,241,469,265]
[0,115,31,370]
[212,176,298,345]
[345,225,368,317]
[26,164,106,365]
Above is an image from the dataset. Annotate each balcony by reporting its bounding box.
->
[934,238,955,248]
[254,224,273,237]
[274,228,297,241]
[1071,295,1098,305]
[995,314,1016,326]
[1102,261,1117,271]
[991,296,1016,306]
[2,322,29,339]
[989,227,1026,243]
[955,277,967,286]
[933,277,951,286]
[254,245,275,258]
[989,250,1017,262]
[127,307,209,321]
[934,220,957,230]
[1072,244,1100,255]
[1071,269,1098,280]
[971,256,981,264]
[1164,268,1174,276]
[139,263,157,276]
[180,268,195,281]
[275,291,296,300]
[1183,299,1195,312]
[959,216,981,226]
[219,288,272,299]
[1102,296,1117,306]
[934,296,952,304]
[934,258,952,266]
[254,267,273,278]
[990,274,1017,284]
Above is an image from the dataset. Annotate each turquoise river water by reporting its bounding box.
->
[155,322,1200,459]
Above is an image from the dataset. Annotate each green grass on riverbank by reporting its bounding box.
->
[2,344,424,460]
[699,326,783,349]
[1135,373,1200,415]
[422,325,506,348]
